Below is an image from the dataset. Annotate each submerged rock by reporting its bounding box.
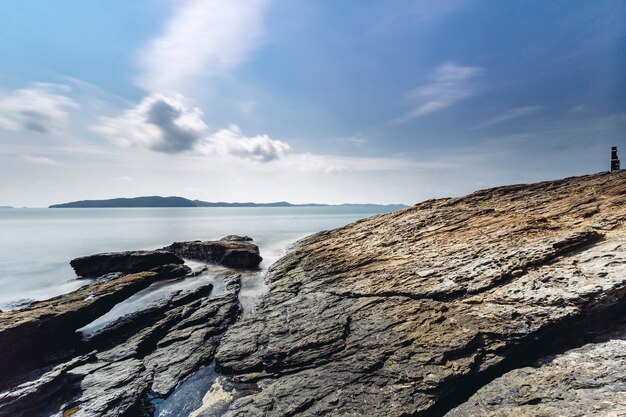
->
[162,239,262,269]
[70,250,184,277]
[215,171,626,416]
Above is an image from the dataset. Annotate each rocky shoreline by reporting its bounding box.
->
[0,172,625,416]
[214,171,626,416]
[0,237,261,417]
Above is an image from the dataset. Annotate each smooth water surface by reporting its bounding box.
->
[0,206,396,310]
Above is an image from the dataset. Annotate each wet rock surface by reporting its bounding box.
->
[0,237,246,417]
[0,275,242,417]
[70,251,184,277]
[0,265,186,383]
[162,239,262,269]
[215,171,626,416]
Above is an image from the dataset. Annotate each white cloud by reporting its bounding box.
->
[0,83,77,133]
[394,63,481,123]
[198,124,290,162]
[470,106,541,130]
[138,0,270,92]
[19,154,59,165]
[92,93,209,153]
[93,94,289,162]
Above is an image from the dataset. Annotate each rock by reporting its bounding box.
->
[445,321,626,417]
[162,240,262,269]
[0,267,179,385]
[215,171,626,416]
[220,235,253,242]
[63,275,242,417]
[0,275,242,417]
[70,250,184,277]
[0,355,92,417]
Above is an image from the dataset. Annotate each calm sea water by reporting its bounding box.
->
[0,206,397,311]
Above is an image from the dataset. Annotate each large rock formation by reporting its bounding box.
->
[70,250,184,277]
[162,239,262,269]
[215,171,626,416]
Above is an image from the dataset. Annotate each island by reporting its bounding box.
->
[48,196,407,209]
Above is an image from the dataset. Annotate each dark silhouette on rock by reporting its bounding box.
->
[611,146,621,171]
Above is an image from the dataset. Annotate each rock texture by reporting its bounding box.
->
[221,235,253,242]
[0,275,242,417]
[163,239,262,269]
[215,171,626,416]
[70,251,184,277]
[446,322,626,417]
[0,264,187,383]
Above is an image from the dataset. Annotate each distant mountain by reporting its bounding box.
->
[49,196,407,209]
[0,206,13,209]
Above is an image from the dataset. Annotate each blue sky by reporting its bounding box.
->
[0,0,624,206]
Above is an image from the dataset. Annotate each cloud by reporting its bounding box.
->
[137,0,270,92]
[470,106,541,130]
[394,63,481,123]
[94,94,289,162]
[276,153,454,174]
[92,93,209,153]
[19,154,59,165]
[198,124,290,162]
[0,83,77,133]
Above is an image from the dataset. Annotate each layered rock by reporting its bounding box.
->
[162,239,262,269]
[446,321,626,417]
[215,171,626,416]
[70,250,184,277]
[0,263,187,383]
[0,275,242,417]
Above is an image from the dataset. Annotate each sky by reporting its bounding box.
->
[0,0,624,207]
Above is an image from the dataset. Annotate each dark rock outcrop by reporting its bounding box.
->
[162,239,262,269]
[70,250,184,277]
[0,275,242,417]
[0,264,187,385]
[215,171,626,416]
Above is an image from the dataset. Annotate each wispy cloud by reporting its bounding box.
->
[277,153,454,174]
[394,63,481,124]
[569,104,585,113]
[470,105,541,130]
[19,154,59,165]
[137,0,270,93]
[0,83,77,133]
[368,0,469,36]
